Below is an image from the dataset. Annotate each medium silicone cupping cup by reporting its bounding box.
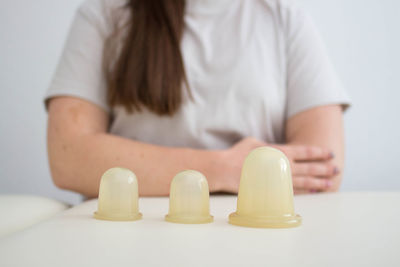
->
[165,170,213,224]
[94,167,142,221]
[229,147,301,228]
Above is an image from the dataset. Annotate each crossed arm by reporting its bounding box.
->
[284,104,345,193]
[47,96,344,197]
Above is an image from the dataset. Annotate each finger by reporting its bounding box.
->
[291,145,333,161]
[293,176,333,191]
[292,162,339,177]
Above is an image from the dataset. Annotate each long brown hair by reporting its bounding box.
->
[104,0,188,116]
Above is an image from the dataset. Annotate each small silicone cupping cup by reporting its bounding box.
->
[229,147,302,228]
[165,170,213,224]
[94,167,142,221]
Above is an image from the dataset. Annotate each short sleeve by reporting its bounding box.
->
[284,4,351,119]
[44,0,111,113]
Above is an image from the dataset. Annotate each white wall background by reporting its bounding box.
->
[1,0,399,205]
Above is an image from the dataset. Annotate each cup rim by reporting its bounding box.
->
[165,214,214,224]
[228,212,301,228]
[94,211,142,221]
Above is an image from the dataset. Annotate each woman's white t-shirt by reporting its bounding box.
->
[46,0,351,148]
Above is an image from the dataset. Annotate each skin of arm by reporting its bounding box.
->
[285,104,345,192]
[47,97,226,197]
[48,97,345,196]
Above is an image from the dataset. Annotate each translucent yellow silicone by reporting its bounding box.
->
[94,167,142,221]
[165,170,213,224]
[229,147,301,228]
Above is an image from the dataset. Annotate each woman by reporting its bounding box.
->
[46,0,350,197]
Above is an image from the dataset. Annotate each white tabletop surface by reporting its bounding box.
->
[0,192,399,267]
[0,195,69,238]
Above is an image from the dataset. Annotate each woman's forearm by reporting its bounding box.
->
[47,97,225,197]
[49,132,224,197]
[285,105,345,191]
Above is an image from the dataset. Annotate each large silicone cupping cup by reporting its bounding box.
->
[229,147,301,228]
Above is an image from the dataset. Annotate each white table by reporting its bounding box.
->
[0,195,69,238]
[0,192,399,267]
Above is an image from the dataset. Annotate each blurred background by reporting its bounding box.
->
[1,0,399,205]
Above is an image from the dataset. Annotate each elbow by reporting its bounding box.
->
[53,175,68,191]
[48,149,75,191]
[49,164,71,191]
[47,137,77,191]
[48,155,98,198]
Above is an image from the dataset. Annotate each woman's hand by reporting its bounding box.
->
[271,144,338,194]
[218,137,267,193]
[220,137,338,194]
